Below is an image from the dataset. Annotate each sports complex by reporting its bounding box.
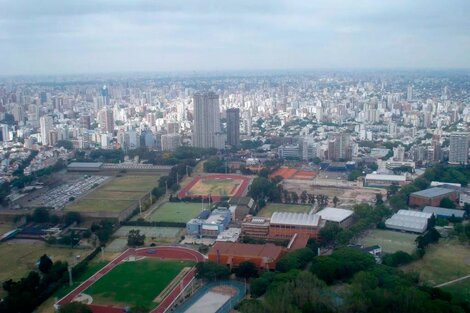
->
[56,246,204,313]
[177,174,251,202]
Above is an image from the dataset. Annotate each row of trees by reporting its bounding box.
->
[248,176,337,208]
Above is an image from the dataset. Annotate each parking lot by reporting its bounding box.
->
[29,175,109,208]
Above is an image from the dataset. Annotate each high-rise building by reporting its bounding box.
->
[407,85,413,101]
[328,132,351,161]
[393,145,405,161]
[79,115,91,129]
[161,133,181,151]
[449,132,469,164]
[226,108,240,147]
[193,92,221,148]
[0,124,10,142]
[40,115,53,145]
[98,108,114,134]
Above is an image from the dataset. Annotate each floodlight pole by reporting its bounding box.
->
[68,265,73,287]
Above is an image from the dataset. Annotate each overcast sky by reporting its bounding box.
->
[1,0,470,75]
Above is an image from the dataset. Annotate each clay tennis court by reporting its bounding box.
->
[270,167,316,180]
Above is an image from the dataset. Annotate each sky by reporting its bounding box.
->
[1,0,470,75]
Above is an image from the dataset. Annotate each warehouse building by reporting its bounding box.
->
[385,210,433,233]
[422,206,465,219]
[409,187,459,207]
[269,212,324,240]
[316,207,355,228]
[364,173,408,187]
[67,162,103,172]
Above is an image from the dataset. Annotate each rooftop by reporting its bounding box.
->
[316,207,354,223]
[411,187,456,198]
[365,173,407,182]
[270,212,321,227]
[210,241,283,260]
[68,162,103,169]
[423,206,465,218]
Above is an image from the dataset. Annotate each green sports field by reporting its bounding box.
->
[257,203,312,217]
[85,259,194,309]
[67,175,158,213]
[150,202,209,223]
[357,229,418,254]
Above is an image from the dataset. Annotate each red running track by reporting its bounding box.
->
[177,174,251,202]
[55,246,204,313]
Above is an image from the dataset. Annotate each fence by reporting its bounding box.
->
[173,280,246,313]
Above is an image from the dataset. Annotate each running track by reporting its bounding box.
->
[177,174,251,202]
[55,246,204,313]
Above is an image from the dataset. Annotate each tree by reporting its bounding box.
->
[236,261,258,279]
[59,302,93,313]
[196,261,230,281]
[318,223,341,245]
[375,193,384,205]
[64,212,82,226]
[300,191,308,204]
[127,229,146,247]
[290,192,299,204]
[439,197,456,209]
[32,207,50,223]
[332,196,339,207]
[38,254,53,274]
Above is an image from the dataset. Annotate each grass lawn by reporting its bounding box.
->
[55,260,108,299]
[257,203,312,217]
[150,202,209,223]
[85,259,194,309]
[0,222,15,236]
[66,175,158,213]
[0,240,93,283]
[357,229,418,254]
[441,278,470,303]
[113,226,182,238]
[402,240,470,286]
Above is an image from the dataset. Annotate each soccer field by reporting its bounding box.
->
[150,202,209,223]
[257,203,312,217]
[67,175,158,213]
[85,259,194,309]
[357,229,418,254]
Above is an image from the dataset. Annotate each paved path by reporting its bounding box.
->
[435,274,470,288]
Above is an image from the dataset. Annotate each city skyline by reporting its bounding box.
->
[1,0,470,76]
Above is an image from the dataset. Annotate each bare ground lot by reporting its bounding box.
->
[258,203,313,217]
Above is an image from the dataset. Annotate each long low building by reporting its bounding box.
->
[269,212,324,240]
[422,206,465,219]
[409,187,459,207]
[385,209,433,233]
[364,173,408,187]
[241,212,325,241]
[208,241,284,270]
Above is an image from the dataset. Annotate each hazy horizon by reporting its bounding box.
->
[1,0,470,76]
